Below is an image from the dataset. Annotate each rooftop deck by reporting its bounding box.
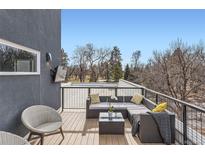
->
[30,110,162,145]
[58,80,205,145]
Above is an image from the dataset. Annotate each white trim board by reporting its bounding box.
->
[0,38,40,76]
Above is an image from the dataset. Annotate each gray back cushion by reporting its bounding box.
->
[142,98,156,110]
[117,96,123,102]
[99,96,124,102]
[99,96,108,102]
[124,96,132,102]
[107,96,123,102]
[99,96,135,103]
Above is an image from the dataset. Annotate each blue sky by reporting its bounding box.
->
[61,9,205,67]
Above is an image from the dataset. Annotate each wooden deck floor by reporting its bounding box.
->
[29,110,157,145]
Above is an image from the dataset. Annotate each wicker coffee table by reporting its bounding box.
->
[99,112,125,135]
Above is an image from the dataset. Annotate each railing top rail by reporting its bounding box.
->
[119,79,143,88]
[143,87,205,113]
[60,86,142,89]
[60,84,205,113]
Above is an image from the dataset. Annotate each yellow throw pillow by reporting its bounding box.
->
[90,94,100,104]
[131,94,143,105]
[152,102,167,112]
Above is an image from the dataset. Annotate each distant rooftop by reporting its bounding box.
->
[61,81,119,87]
[71,82,118,87]
[61,80,142,88]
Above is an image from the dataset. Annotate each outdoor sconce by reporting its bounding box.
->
[46,52,52,64]
[46,52,55,81]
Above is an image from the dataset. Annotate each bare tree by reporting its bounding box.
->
[73,46,88,82]
[95,48,111,81]
[131,50,141,70]
[146,39,205,102]
[125,40,205,119]
[71,44,111,82]
[129,50,145,84]
[84,43,100,82]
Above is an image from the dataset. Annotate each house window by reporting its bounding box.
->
[0,38,40,75]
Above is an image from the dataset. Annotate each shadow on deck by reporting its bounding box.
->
[30,109,162,145]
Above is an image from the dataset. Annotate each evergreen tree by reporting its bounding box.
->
[112,62,123,82]
[124,64,130,80]
[109,46,123,81]
[110,46,122,63]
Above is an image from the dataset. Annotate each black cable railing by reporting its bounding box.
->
[143,87,205,145]
[60,85,205,145]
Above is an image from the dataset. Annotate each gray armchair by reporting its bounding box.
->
[21,105,64,145]
[0,131,29,145]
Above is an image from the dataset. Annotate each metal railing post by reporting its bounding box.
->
[61,87,64,112]
[144,89,147,98]
[183,104,188,145]
[156,94,159,104]
[88,88,91,96]
[141,88,144,96]
[115,87,118,97]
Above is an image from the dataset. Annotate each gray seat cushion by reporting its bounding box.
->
[128,105,150,116]
[89,102,146,110]
[125,103,145,110]
[110,103,127,109]
[90,102,128,110]
[89,102,110,109]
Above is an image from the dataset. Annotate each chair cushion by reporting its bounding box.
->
[35,121,62,133]
[152,102,167,112]
[131,94,143,104]
[90,94,100,104]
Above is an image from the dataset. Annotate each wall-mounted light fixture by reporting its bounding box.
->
[46,52,55,81]
[46,52,52,63]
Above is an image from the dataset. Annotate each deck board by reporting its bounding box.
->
[30,109,160,145]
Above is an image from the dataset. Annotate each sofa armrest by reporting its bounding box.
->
[86,97,91,118]
[138,113,162,143]
[138,113,175,143]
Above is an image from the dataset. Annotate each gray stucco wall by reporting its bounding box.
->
[0,10,61,136]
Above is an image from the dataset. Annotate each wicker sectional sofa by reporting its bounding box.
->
[86,96,175,143]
